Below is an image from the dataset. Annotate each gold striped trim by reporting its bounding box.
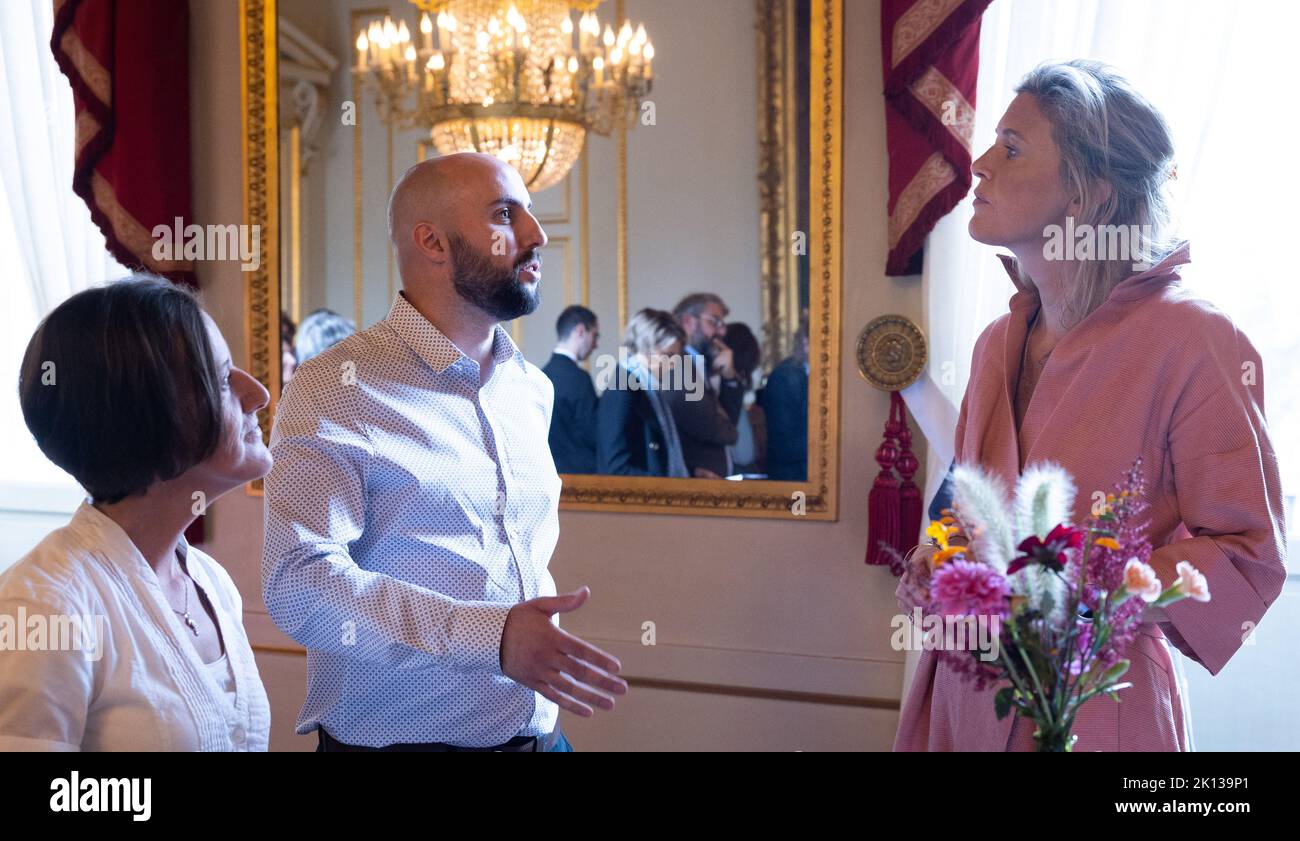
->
[57,21,112,106]
[909,65,975,152]
[888,151,955,250]
[891,0,964,69]
[90,172,193,274]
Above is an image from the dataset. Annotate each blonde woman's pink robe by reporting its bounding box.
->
[893,243,1287,751]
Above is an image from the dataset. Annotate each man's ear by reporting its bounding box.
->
[412,221,450,263]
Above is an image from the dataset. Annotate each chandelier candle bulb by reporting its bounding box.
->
[356,33,368,73]
[420,13,433,52]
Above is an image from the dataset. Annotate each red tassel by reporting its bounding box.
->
[867,392,923,568]
[866,392,903,565]
[895,394,923,552]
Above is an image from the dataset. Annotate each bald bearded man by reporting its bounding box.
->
[263,153,626,751]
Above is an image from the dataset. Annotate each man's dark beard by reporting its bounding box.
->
[688,326,711,356]
[449,233,540,321]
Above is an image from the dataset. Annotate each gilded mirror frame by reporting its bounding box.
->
[241,0,843,520]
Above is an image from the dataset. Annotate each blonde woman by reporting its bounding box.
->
[895,61,1286,751]
[596,308,690,477]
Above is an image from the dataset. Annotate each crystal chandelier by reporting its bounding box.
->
[354,0,655,192]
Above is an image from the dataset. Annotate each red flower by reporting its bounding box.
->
[1006,523,1084,576]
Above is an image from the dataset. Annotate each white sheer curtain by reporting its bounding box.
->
[0,0,127,495]
[900,0,1300,750]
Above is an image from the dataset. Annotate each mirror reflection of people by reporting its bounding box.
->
[281,310,298,385]
[721,322,766,476]
[295,308,356,365]
[760,325,809,481]
[0,276,273,750]
[669,293,741,479]
[542,305,600,474]
[263,153,626,752]
[596,308,689,477]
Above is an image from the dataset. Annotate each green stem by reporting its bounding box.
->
[997,647,1036,721]
[1007,619,1055,727]
[1057,533,1093,720]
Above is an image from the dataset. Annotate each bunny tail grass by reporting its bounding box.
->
[951,464,1015,573]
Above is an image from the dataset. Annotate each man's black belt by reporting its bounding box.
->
[317,727,560,752]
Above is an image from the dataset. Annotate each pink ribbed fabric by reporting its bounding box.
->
[894,243,1288,751]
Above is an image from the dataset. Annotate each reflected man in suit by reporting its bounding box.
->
[542,305,600,473]
[760,326,809,480]
[669,293,742,478]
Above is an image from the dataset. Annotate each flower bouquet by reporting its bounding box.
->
[892,458,1210,752]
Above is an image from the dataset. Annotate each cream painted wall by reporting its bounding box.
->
[586,0,764,344]
[191,0,922,752]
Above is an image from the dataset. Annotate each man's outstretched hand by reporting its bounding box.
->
[500,586,628,717]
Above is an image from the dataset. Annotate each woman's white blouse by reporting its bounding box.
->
[0,502,270,751]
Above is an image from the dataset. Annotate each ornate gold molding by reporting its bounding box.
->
[387,120,395,303]
[242,0,279,496]
[350,7,386,329]
[615,0,628,332]
[288,124,301,322]
[757,0,799,370]
[557,0,843,520]
[580,146,590,307]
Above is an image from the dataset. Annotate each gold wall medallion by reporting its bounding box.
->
[856,315,926,392]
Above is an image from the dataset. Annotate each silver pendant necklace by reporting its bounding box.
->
[171,564,200,636]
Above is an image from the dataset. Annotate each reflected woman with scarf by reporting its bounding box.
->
[596,308,691,477]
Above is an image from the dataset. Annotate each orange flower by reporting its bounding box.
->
[933,546,966,567]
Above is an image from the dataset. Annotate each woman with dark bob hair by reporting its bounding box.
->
[0,275,272,751]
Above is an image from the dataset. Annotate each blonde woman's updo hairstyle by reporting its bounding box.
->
[1015,60,1180,326]
[622,308,685,359]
